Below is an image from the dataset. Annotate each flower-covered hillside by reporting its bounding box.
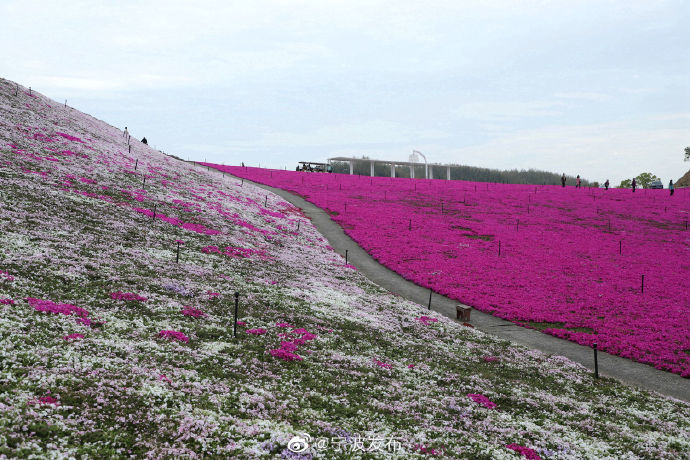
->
[1,78,689,459]
[213,166,690,377]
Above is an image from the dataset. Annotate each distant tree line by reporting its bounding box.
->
[329,159,592,186]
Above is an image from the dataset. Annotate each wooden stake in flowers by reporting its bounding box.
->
[142,176,146,188]
[152,203,157,219]
[297,221,300,232]
[428,288,432,310]
[641,274,644,294]
[134,159,138,171]
[345,249,349,265]
[233,292,240,338]
[498,240,501,256]
[176,241,181,263]
[593,343,599,379]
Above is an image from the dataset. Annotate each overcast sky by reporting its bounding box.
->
[2,0,688,185]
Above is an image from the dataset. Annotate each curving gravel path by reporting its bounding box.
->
[204,165,689,402]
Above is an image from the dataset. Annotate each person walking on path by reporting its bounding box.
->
[576,175,581,189]
[604,179,609,190]
[561,173,566,187]
[669,180,674,196]
[632,178,637,192]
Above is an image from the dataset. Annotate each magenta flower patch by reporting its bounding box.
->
[269,348,303,361]
[505,443,542,459]
[181,306,206,318]
[246,328,267,335]
[416,316,439,325]
[28,395,60,406]
[55,131,85,143]
[110,291,147,302]
[467,393,497,409]
[28,298,90,325]
[373,359,393,369]
[159,330,189,343]
[63,333,85,341]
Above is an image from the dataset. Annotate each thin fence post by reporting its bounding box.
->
[345,249,348,265]
[593,343,599,379]
[641,274,644,294]
[176,241,180,263]
[233,292,239,338]
[428,289,432,310]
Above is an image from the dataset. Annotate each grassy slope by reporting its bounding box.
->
[678,169,690,188]
[0,78,689,459]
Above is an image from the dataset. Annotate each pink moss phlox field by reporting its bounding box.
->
[506,443,542,460]
[158,330,189,343]
[217,166,690,377]
[467,393,497,409]
[0,298,14,305]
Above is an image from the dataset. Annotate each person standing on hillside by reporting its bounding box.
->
[123,126,128,139]
[669,180,674,196]
[561,173,566,187]
[576,175,581,189]
[632,177,637,192]
[604,179,609,190]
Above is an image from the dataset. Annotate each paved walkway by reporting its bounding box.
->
[209,167,689,402]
